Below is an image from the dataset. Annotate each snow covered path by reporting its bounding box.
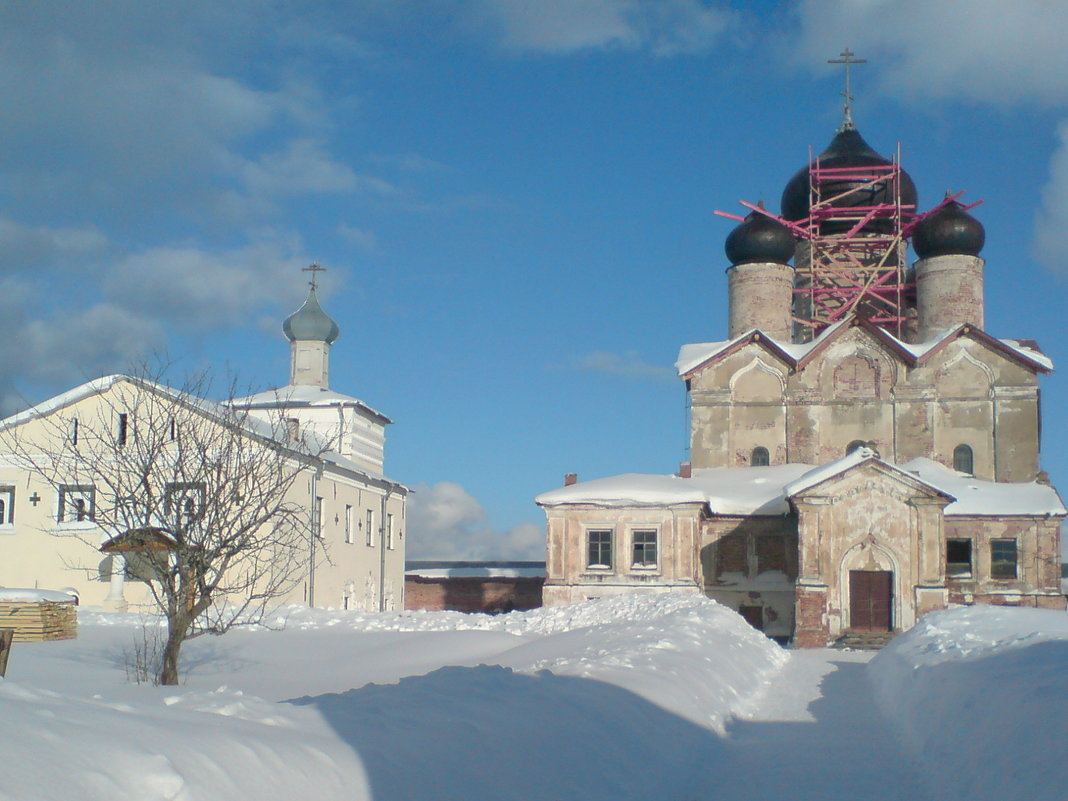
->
[709,649,931,801]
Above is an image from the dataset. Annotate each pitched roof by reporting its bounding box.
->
[676,316,1053,379]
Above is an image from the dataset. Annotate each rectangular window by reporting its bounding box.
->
[631,529,657,568]
[387,513,395,550]
[344,504,353,544]
[587,529,613,569]
[366,509,375,547]
[991,539,1018,580]
[59,485,95,523]
[117,413,129,447]
[70,418,79,446]
[164,483,206,529]
[0,486,13,525]
[315,496,324,539]
[946,539,972,577]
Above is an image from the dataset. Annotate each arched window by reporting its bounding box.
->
[953,444,974,475]
[846,440,867,455]
[751,446,770,467]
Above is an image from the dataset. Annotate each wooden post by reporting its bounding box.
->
[0,628,13,677]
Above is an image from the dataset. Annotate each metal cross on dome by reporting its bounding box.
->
[828,47,866,132]
[302,263,327,291]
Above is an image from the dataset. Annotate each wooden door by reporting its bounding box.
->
[849,570,892,632]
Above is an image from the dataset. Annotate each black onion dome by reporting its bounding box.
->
[725,210,796,266]
[912,199,985,258]
[780,128,918,233]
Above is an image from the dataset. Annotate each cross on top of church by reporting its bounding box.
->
[828,47,866,132]
[302,263,327,291]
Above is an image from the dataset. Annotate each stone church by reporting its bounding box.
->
[537,116,1066,646]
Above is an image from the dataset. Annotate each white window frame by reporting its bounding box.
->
[365,509,375,547]
[586,528,614,571]
[630,528,659,570]
[344,504,353,544]
[387,513,395,550]
[0,486,14,526]
[58,485,96,525]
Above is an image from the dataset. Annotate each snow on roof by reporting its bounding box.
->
[676,319,1054,378]
[901,458,1067,516]
[405,567,546,579]
[536,465,814,515]
[782,447,899,497]
[0,374,406,491]
[230,384,392,423]
[0,587,77,603]
[539,453,1065,518]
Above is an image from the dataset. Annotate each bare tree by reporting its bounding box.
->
[2,368,325,685]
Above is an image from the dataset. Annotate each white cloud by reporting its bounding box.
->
[337,224,379,252]
[791,0,1068,273]
[1034,120,1068,274]
[470,0,733,55]
[406,481,545,560]
[0,216,109,273]
[793,0,1068,106]
[103,239,315,332]
[573,350,677,381]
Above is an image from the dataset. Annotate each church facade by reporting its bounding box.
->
[537,122,1065,646]
[0,277,408,613]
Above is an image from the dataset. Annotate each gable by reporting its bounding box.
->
[788,457,954,506]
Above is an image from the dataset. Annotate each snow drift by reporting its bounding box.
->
[870,605,1068,801]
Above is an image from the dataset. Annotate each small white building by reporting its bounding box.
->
[0,278,408,613]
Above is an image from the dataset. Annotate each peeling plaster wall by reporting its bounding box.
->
[687,328,1041,481]
[542,504,703,606]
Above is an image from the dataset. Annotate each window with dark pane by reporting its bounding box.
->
[946,538,972,577]
[631,529,657,568]
[990,539,1017,580]
[587,529,613,569]
[953,444,974,475]
[751,446,770,467]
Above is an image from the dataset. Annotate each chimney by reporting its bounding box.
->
[564,473,578,486]
[677,461,692,479]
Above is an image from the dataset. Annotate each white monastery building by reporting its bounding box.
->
[0,275,407,613]
[536,109,1066,646]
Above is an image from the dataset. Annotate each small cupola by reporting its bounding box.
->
[725,204,796,266]
[283,286,340,344]
[912,197,986,259]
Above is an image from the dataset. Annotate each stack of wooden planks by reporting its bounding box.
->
[0,600,77,641]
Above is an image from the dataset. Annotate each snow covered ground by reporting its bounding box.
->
[1,594,1065,801]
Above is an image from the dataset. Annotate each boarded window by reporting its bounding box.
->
[756,535,788,575]
[716,532,748,577]
[751,446,770,467]
[946,539,972,577]
[991,539,1017,580]
[587,530,613,569]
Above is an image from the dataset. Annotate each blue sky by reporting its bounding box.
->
[2,1,1067,559]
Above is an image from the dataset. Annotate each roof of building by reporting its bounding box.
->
[0,374,407,492]
[535,450,1066,518]
[676,315,1053,378]
[405,561,546,579]
[230,384,392,425]
[283,287,340,344]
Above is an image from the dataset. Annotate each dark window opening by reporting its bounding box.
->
[70,418,79,446]
[751,446,770,467]
[117,413,129,447]
[587,529,613,569]
[946,539,972,577]
[953,444,974,475]
[991,539,1018,580]
[739,605,765,631]
[631,529,657,568]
